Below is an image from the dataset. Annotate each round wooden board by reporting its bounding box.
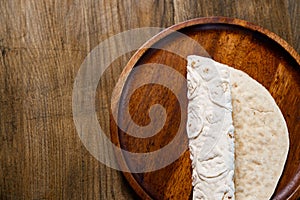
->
[110,17,300,200]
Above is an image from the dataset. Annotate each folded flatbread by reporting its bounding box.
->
[187,55,289,200]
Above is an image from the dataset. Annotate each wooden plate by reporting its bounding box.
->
[110,17,300,200]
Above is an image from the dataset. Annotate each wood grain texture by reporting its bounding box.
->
[0,0,299,200]
[288,0,300,53]
[111,17,300,200]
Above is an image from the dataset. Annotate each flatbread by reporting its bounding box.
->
[187,56,235,200]
[187,55,289,200]
[230,67,289,199]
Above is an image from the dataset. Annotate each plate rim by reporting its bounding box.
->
[110,16,300,200]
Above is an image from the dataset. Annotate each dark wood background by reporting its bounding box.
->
[0,0,299,199]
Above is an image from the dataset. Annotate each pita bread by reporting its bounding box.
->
[230,66,289,199]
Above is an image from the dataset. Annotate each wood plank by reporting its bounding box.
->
[0,0,299,199]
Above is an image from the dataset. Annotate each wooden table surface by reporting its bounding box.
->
[0,0,299,199]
